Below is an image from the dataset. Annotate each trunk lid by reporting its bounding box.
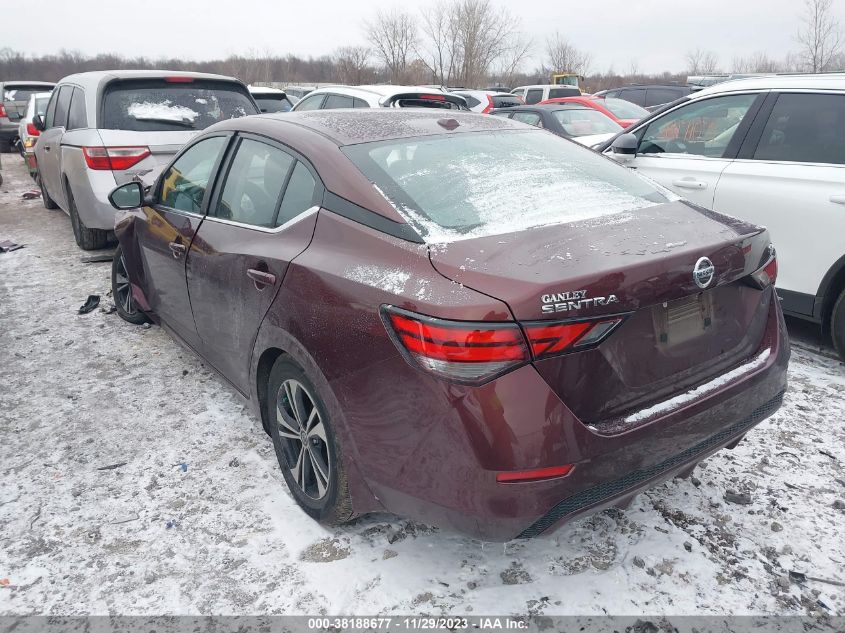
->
[428,201,775,423]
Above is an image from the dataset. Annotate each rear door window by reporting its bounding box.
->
[525,89,543,105]
[646,88,682,107]
[277,162,318,226]
[619,88,646,106]
[752,93,845,165]
[323,94,355,109]
[159,136,228,213]
[102,79,257,131]
[67,88,87,130]
[214,138,293,227]
[512,112,543,127]
[44,90,59,128]
[353,97,369,108]
[639,94,758,158]
[53,86,73,129]
[294,94,325,111]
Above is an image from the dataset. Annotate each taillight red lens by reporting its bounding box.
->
[382,307,529,385]
[83,146,151,171]
[482,95,494,114]
[746,246,778,289]
[496,464,574,483]
[0,104,6,118]
[522,318,624,360]
[26,123,39,136]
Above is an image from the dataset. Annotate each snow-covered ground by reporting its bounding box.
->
[1,158,844,617]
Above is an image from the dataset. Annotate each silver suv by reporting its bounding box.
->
[34,70,259,249]
[1,81,55,152]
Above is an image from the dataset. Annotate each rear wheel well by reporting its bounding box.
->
[821,262,845,335]
[256,347,287,434]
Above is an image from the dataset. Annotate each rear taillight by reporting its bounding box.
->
[482,95,495,114]
[522,318,623,360]
[26,123,39,137]
[745,246,778,289]
[496,464,574,483]
[382,306,529,385]
[0,104,6,118]
[82,146,150,171]
[382,306,625,384]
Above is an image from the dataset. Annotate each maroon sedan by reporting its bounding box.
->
[107,110,788,541]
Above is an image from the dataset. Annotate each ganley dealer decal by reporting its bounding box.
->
[541,290,619,314]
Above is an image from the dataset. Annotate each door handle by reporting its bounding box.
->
[672,179,707,190]
[830,195,845,205]
[247,268,276,288]
[168,242,186,258]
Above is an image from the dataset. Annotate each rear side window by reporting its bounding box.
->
[214,138,293,227]
[53,86,73,129]
[646,88,682,107]
[102,79,257,132]
[324,94,355,109]
[619,89,646,106]
[294,94,325,111]
[160,136,227,212]
[67,88,87,130]
[512,112,542,127]
[548,88,580,99]
[459,94,481,108]
[353,97,369,108]
[277,162,318,225]
[525,89,543,105]
[753,93,845,165]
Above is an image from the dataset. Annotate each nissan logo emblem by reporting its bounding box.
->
[693,257,715,289]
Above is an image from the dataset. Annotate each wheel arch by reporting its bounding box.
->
[815,253,845,332]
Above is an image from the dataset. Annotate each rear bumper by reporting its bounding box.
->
[65,166,118,230]
[342,291,789,541]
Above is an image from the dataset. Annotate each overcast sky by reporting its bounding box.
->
[3,0,841,74]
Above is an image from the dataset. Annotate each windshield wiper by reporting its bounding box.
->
[132,116,196,129]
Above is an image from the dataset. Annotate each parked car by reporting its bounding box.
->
[284,86,315,101]
[0,81,55,152]
[18,91,52,178]
[539,95,648,128]
[600,74,845,358]
[249,85,295,113]
[595,84,697,111]
[106,109,787,540]
[34,70,259,250]
[291,85,468,111]
[492,103,622,146]
[510,85,581,105]
[450,90,523,113]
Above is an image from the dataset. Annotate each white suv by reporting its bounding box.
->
[291,85,468,111]
[603,74,845,358]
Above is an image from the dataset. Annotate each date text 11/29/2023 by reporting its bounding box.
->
[306,616,529,630]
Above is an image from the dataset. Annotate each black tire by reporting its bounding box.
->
[67,185,108,250]
[266,357,354,525]
[111,244,148,325]
[831,288,845,362]
[0,138,12,153]
[38,173,58,209]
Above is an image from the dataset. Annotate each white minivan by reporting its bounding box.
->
[602,74,845,359]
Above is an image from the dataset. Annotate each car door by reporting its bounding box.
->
[714,91,845,311]
[615,93,764,208]
[37,85,72,207]
[186,134,322,393]
[135,134,230,348]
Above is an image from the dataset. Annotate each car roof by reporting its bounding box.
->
[54,69,242,91]
[307,85,450,99]
[214,108,526,145]
[692,72,845,97]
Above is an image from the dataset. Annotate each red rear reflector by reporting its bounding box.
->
[523,318,623,360]
[497,464,574,483]
[419,94,446,101]
[0,104,6,117]
[382,306,529,385]
[26,123,39,136]
[83,146,151,171]
[165,76,194,83]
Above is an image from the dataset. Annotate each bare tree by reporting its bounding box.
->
[685,48,719,75]
[333,46,372,85]
[418,2,460,85]
[365,9,417,83]
[797,0,843,72]
[544,32,592,76]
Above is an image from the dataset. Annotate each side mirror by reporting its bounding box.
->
[610,133,639,161]
[33,114,46,132]
[108,181,144,210]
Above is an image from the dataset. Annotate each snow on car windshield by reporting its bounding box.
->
[344,130,666,243]
[102,79,258,132]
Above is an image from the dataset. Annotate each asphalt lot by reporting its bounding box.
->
[1,157,844,617]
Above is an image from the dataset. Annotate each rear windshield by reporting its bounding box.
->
[3,85,50,102]
[343,130,666,242]
[102,79,258,131]
[391,95,466,110]
[600,98,648,119]
[253,94,293,113]
[552,109,622,136]
[492,95,523,108]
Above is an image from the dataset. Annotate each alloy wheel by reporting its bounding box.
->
[276,379,331,500]
[113,254,134,315]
